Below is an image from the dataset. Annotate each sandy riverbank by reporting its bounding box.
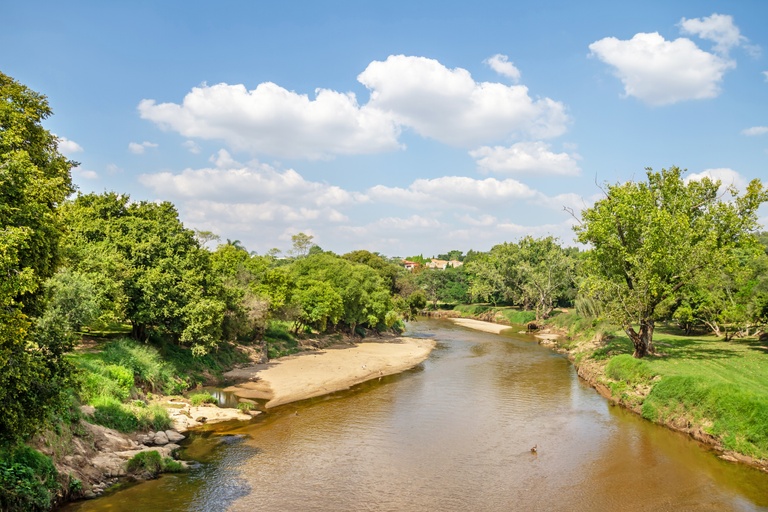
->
[449,317,513,334]
[223,337,436,408]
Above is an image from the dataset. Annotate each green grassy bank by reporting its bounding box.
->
[546,312,768,463]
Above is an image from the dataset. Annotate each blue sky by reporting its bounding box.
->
[3,1,767,257]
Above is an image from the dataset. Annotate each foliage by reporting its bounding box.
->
[126,450,183,478]
[264,320,301,359]
[189,392,218,406]
[0,72,78,447]
[574,167,767,357]
[60,192,228,354]
[0,445,59,511]
[464,237,576,318]
[290,253,395,334]
[237,402,253,413]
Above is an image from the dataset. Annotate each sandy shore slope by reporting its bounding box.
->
[223,337,436,408]
[449,317,513,334]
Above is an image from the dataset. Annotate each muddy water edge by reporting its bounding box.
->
[61,318,768,511]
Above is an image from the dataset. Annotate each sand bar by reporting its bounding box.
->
[449,317,513,334]
[223,337,435,408]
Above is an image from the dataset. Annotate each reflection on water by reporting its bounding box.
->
[62,319,768,511]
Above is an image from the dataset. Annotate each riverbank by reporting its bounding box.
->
[223,336,436,408]
[449,315,768,473]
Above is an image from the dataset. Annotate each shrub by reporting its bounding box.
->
[237,402,253,413]
[189,392,217,407]
[0,446,59,512]
[126,450,163,477]
[126,451,185,478]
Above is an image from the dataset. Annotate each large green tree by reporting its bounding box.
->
[575,167,767,358]
[0,72,76,444]
[61,192,228,354]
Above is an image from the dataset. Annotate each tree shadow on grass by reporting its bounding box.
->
[652,336,742,361]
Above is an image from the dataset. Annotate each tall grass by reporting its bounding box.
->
[642,376,768,458]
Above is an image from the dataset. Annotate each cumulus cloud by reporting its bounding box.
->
[139,82,401,159]
[358,55,569,145]
[57,136,83,156]
[139,158,362,207]
[469,141,581,175]
[742,126,768,136]
[73,168,98,180]
[589,32,734,105]
[685,167,748,192]
[128,141,158,154]
[679,13,747,55]
[484,54,521,82]
[367,176,538,209]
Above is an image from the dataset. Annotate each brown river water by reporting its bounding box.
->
[63,318,768,511]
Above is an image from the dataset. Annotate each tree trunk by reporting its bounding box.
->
[625,319,654,358]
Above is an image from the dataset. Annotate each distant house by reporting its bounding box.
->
[402,260,420,271]
[425,259,463,270]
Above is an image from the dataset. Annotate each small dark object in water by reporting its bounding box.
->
[530,444,537,454]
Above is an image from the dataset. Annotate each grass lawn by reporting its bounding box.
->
[584,324,768,460]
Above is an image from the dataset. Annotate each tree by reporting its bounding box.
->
[574,167,767,358]
[516,236,576,320]
[61,193,228,354]
[290,232,314,258]
[0,72,77,445]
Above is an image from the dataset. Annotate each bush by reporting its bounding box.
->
[126,451,185,478]
[0,446,59,512]
[126,450,163,477]
[189,392,217,407]
[237,402,253,413]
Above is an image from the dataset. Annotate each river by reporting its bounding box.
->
[63,318,768,511]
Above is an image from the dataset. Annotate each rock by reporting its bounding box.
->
[152,431,170,446]
[80,405,96,416]
[165,430,185,443]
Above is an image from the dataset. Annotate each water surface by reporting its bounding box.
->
[63,319,768,511]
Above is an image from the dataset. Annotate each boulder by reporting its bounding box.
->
[152,431,170,446]
[165,430,185,443]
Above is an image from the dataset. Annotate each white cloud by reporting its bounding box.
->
[470,141,581,175]
[358,55,569,145]
[685,167,748,192]
[742,126,768,136]
[73,168,98,180]
[589,32,734,105]
[484,54,521,82]
[679,13,746,55]
[57,136,83,156]
[128,141,159,154]
[139,82,401,159]
[183,140,201,154]
[764,71,768,81]
[106,163,123,174]
[367,176,538,209]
